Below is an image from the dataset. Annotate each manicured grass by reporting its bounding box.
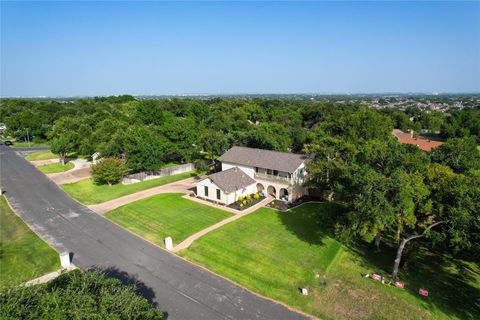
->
[11,141,49,148]
[37,162,75,174]
[106,193,232,247]
[25,150,57,161]
[61,171,201,205]
[0,196,59,288]
[180,203,480,320]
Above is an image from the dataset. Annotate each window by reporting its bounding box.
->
[273,170,278,176]
[216,189,221,200]
[255,167,258,173]
[267,169,272,175]
[204,186,209,197]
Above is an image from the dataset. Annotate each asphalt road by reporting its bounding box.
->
[0,145,309,320]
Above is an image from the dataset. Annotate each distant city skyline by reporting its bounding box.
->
[1,1,479,97]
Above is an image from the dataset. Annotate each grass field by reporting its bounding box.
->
[25,150,57,161]
[61,171,201,205]
[37,162,74,174]
[0,196,59,288]
[180,203,480,320]
[106,193,232,247]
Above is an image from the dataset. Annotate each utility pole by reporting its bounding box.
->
[25,128,31,148]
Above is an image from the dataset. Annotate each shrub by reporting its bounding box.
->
[242,200,247,205]
[253,193,260,200]
[237,196,243,202]
[0,270,163,319]
[246,194,251,200]
[91,158,128,186]
[239,203,244,208]
[194,159,209,172]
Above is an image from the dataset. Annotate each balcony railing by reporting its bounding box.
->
[254,172,291,184]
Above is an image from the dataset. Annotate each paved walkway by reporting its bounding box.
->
[24,265,77,287]
[172,197,271,252]
[88,176,199,214]
[47,159,92,185]
[31,158,59,166]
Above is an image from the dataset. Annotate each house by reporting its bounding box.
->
[392,129,444,152]
[196,146,308,205]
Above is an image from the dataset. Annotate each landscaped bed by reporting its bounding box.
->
[61,170,201,205]
[228,193,265,210]
[37,162,74,174]
[179,202,480,320]
[105,193,232,247]
[0,196,59,288]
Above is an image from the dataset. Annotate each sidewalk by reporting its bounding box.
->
[172,197,270,252]
[24,265,77,287]
[47,159,92,185]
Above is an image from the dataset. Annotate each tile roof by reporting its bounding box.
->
[397,137,444,152]
[206,167,256,193]
[392,129,444,152]
[218,146,306,173]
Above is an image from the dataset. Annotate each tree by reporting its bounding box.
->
[200,129,229,163]
[0,270,163,319]
[124,126,169,171]
[91,158,128,186]
[431,137,480,173]
[304,137,357,200]
[50,135,74,165]
[391,164,480,279]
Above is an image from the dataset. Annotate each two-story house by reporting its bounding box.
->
[196,146,308,205]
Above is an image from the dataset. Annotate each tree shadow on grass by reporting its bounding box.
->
[277,201,345,246]
[349,241,480,320]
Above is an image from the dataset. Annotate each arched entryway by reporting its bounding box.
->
[267,185,276,198]
[279,188,289,201]
[256,183,265,195]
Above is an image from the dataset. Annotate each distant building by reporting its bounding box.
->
[392,129,444,152]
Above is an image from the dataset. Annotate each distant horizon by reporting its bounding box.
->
[2,1,479,96]
[3,91,480,99]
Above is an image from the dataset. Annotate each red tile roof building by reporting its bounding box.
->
[392,129,444,152]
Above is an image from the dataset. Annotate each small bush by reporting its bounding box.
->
[246,194,251,200]
[0,270,163,319]
[237,196,243,201]
[91,158,128,186]
[242,200,247,205]
[253,193,260,200]
[239,203,244,208]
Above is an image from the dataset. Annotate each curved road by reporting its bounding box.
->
[0,146,308,320]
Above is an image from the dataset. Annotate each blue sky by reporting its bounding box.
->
[1,1,479,96]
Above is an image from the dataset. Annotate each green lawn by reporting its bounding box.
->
[25,150,57,161]
[11,141,49,148]
[37,162,75,174]
[180,203,480,320]
[106,193,232,247]
[62,171,201,205]
[0,196,59,288]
